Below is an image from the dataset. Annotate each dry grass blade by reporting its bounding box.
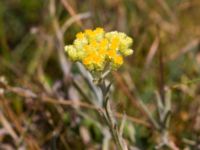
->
[0,80,150,127]
[144,36,160,69]
[49,0,72,81]
[113,72,147,117]
[42,97,150,127]
[113,72,160,129]
[156,0,177,22]
[61,12,91,33]
[168,39,199,61]
[1,97,40,150]
[0,110,18,141]
[60,0,82,26]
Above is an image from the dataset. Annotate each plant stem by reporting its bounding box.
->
[99,81,126,150]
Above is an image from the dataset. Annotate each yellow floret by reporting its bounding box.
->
[107,49,116,58]
[99,38,109,49]
[90,40,98,48]
[85,29,94,37]
[93,54,102,64]
[76,32,85,39]
[94,27,104,34]
[113,55,123,65]
[110,37,120,50]
[65,27,133,72]
[83,56,92,65]
[83,45,94,54]
[99,49,107,55]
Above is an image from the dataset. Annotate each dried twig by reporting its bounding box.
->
[0,81,150,127]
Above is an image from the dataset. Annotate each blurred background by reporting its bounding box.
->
[0,0,200,149]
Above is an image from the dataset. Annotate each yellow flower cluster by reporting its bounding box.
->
[65,28,133,72]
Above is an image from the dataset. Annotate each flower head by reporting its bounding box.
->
[65,27,133,72]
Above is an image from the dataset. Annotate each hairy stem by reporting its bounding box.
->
[99,80,126,150]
